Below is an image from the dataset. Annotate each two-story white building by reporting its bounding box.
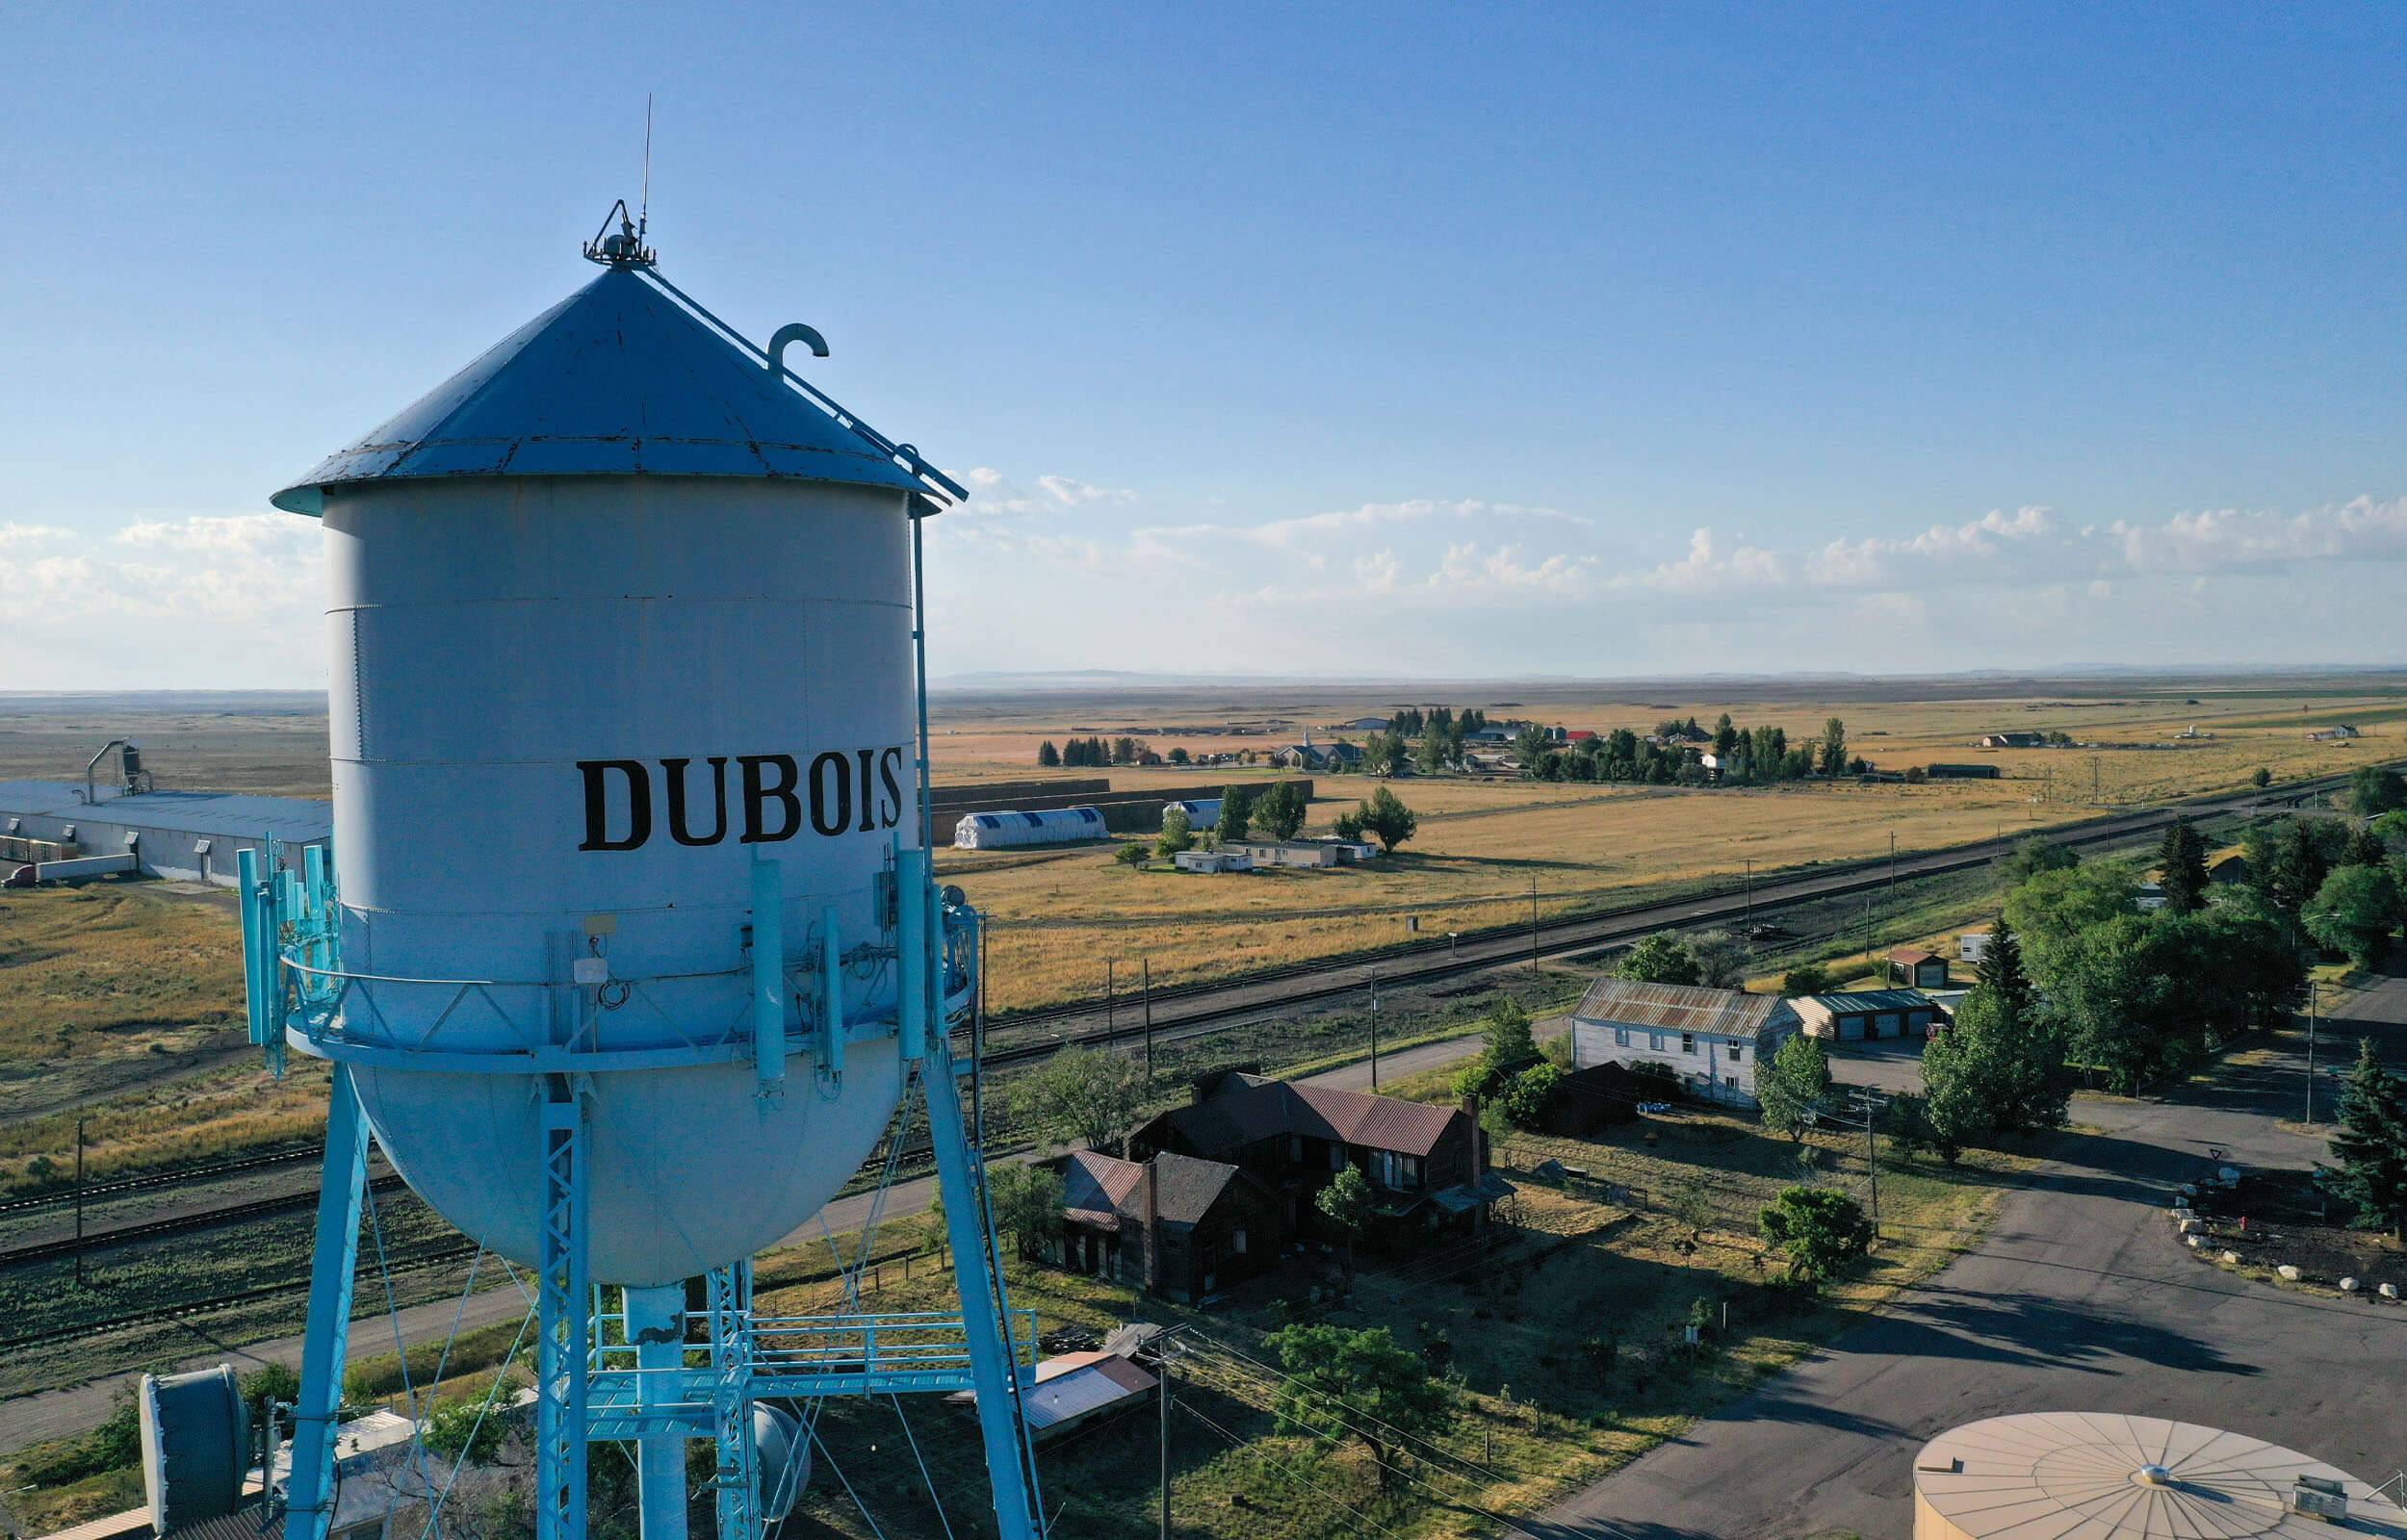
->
[1568,978,1803,1110]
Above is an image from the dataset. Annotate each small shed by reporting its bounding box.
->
[2209,854,2252,886]
[1956,930,1992,964]
[1889,947,1949,989]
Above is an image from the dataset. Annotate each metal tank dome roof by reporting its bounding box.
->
[272,260,952,514]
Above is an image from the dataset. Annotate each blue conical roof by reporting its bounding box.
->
[272,268,925,514]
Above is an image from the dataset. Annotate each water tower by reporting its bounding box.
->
[240,205,1045,1540]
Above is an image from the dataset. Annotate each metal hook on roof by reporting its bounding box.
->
[767,322,829,374]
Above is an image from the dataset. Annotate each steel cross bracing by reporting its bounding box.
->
[245,836,1047,1540]
[535,1088,591,1540]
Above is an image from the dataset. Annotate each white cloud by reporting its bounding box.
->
[0,522,71,549]
[961,467,1138,516]
[1636,528,1790,592]
[2109,495,2407,575]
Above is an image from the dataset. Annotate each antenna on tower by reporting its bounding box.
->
[638,91,654,244]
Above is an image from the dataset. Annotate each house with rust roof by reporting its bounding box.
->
[1569,978,1802,1110]
[1128,1072,1508,1249]
[1052,1148,1280,1302]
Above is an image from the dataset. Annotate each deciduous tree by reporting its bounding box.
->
[1255,780,1308,840]
[1358,786,1418,852]
[1155,808,1195,860]
[1263,1322,1450,1487]
[1215,787,1254,843]
[1009,1044,1149,1154]
[1686,929,1749,989]
[1756,1034,1831,1142]
[2304,863,2403,969]
[1758,1186,1873,1286]
[1615,933,1701,986]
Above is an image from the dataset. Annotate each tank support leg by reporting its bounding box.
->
[628,1284,691,1540]
[708,1262,760,1540]
[536,1087,589,1540]
[924,1039,1044,1540]
[285,1062,370,1540]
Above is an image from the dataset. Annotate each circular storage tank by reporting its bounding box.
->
[1911,1413,2407,1540]
[272,264,935,1286]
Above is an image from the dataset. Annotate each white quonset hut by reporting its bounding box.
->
[952,806,1106,849]
[1164,798,1222,827]
[1911,1413,2407,1539]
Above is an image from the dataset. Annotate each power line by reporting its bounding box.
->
[1170,1399,1414,1540]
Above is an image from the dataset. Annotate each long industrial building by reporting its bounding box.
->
[0,779,331,886]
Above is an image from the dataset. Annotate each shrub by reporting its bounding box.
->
[422,1399,508,1465]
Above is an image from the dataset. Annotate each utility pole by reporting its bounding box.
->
[1530,876,1540,973]
[1142,957,1155,1090]
[1157,1339,1173,1540]
[2091,757,2101,806]
[1848,1090,1884,1244]
[2304,980,2318,1126]
[73,1115,86,1289]
[1368,967,1381,1090]
[1887,832,1897,925]
[1106,959,1116,1041]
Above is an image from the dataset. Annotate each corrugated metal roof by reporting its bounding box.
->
[272,268,924,514]
[0,783,332,841]
[1573,979,1793,1039]
[1148,1079,1461,1160]
[1805,989,1936,1014]
[1021,1356,1156,1432]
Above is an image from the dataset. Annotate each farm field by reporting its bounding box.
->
[935,680,2400,1009]
[3,679,2397,1018]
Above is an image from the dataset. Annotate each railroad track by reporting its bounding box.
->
[13,763,2376,1336]
[0,1141,326,1218]
[0,1173,410,1270]
[0,1241,482,1349]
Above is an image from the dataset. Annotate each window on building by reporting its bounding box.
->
[1612,1026,1629,1047]
[1727,1043,1743,1061]
[1232,1227,1248,1255]
[1289,1135,1303,1162]
[1680,1032,1695,1054]
[1373,1150,1423,1191]
[1723,1074,1738,1089]
[1648,1031,1664,1051]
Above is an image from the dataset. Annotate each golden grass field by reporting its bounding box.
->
[932,680,2402,1008]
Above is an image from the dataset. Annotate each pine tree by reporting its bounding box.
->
[2158,817,2210,913]
[2327,1039,2407,1238]
[1975,919,2034,1021]
[1037,739,1061,768]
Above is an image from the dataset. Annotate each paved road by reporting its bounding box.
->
[1536,970,2407,1540]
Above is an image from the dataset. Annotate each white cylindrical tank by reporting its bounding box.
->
[274,262,939,1286]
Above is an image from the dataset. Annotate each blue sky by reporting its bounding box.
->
[5,2,2404,686]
